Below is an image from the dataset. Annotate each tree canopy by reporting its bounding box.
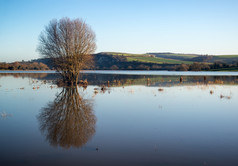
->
[37,17,96,85]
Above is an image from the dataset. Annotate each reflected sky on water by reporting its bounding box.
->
[0,72,238,166]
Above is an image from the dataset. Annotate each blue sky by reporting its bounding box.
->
[0,0,238,62]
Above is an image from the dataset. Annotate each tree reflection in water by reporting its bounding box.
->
[38,87,96,149]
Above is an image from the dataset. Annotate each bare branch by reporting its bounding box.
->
[37,17,96,85]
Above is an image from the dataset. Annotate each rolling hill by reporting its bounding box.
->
[148,52,238,63]
[1,52,238,71]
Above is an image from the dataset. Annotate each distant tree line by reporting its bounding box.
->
[93,59,238,71]
[1,59,237,71]
[0,62,50,70]
[175,61,238,71]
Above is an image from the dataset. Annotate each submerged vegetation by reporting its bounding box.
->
[2,72,237,88]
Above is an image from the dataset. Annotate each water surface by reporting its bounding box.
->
[0,71,238,166]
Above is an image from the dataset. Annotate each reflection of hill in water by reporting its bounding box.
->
[79,74,238,87]
[38,87,96,149]
[1,72,238,87]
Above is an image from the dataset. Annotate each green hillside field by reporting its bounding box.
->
[103,52,193,64]
[126,56,193,64]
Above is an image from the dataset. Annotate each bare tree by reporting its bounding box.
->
[37,17,96,85]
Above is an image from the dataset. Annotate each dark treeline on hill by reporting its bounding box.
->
[176,62,238,71]
[1,52,238,71]
[0,61,50,70]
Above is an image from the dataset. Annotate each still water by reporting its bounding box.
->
[0,71,238,166]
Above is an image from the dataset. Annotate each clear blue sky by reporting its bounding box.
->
[0,0,238,62]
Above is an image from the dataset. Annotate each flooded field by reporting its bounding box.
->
[0,71,238,166]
